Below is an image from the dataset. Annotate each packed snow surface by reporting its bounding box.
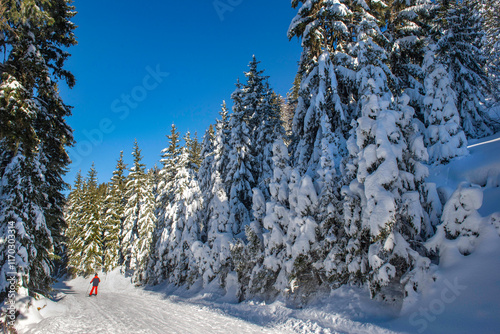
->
[16,270,398,334]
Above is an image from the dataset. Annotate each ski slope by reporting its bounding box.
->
[17,272,280,334]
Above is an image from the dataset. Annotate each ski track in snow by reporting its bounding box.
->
[20,281,279,334]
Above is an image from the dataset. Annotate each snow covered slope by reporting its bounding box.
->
[16,270,397,334]
[17,270,283,334]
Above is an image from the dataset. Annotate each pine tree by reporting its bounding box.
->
[79,165,106,275]
[186,132,202,173]
[252,140,293,299]
[155,124,181,233]
[478,0,500,95]
[422,45,468,164]
[287,0,354,299]
[434,0,494,139]
[148,126,182,284]
[0,0,77,305]
[0,148,48,301]
[288,1,351,175]
[213,102,231,192]
[226,79,255,239]
[154,135,203,285]
[102,152,127,272]
[197,125,215,244]
[202,106,232,287]
[244,57,285,197]
[65,171,85,275]
[336,0,434,301]
[132,169,156,284]
[385,0,434,106]
[121,140,147,272]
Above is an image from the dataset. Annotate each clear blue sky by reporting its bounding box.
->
[60,0,302,186]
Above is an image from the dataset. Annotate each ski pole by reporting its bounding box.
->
[86,283,91,295]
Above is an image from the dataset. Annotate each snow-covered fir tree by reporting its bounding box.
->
[0,0,76,305]
[243,56,284,197]
[433,0,494,139]
[337,0,435,301]
[121,140,151,273]
[202,105,232,287]
[0,148,49,301]
[196,125,215,243]
[132,169,156,284]
[232,57,288,299]
[147,125,182,284]
[286,0,354,299]
[153,133,203,286]
[226,79,256,239]
[288,0,351,175]
[477,0,500,95]
[101,152,127,272]
[77,165,106,275]
[421,45,468,164]
[384,0,434,111]
[254,140,293,299]
[65,171,85,274]
[155,124,182,236]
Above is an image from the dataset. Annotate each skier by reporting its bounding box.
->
[89,273,100,296]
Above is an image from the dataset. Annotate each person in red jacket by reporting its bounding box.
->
[89,273,100,296]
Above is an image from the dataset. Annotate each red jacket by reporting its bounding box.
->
[91,277,100,287]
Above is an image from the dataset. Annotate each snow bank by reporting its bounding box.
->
[428,132,500,216]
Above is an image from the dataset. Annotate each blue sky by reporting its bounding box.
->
[60,0,302,185]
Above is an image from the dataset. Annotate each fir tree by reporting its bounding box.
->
[478,0,500,95]
[102,152,127,272]
[197,125,215,243]
[65,171,85,275]
[385,0,434,100]
[226,79,255,239]
[154,135,203,285]
[83,166,106,275]
[156,124,181,231]
[0,148,48,301]
[244,57,285,197]
[132,169,156,284]
[185,131,202,172]
[434,0,494,139]
[202,106,232,287]
[253,140,293,298]
[0,0,77,305]
[422,45,468,164]
[69,164,106,275]
[287,0,353,299]
[147,125,181,284]
[288,0,351,175]
[338,0,433,301]
[121,140,147,272]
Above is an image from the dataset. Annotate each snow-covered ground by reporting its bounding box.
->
[15,134,500,334]
[16,270,398,334]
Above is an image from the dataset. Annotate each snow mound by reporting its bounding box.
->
[428,132,500,216]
